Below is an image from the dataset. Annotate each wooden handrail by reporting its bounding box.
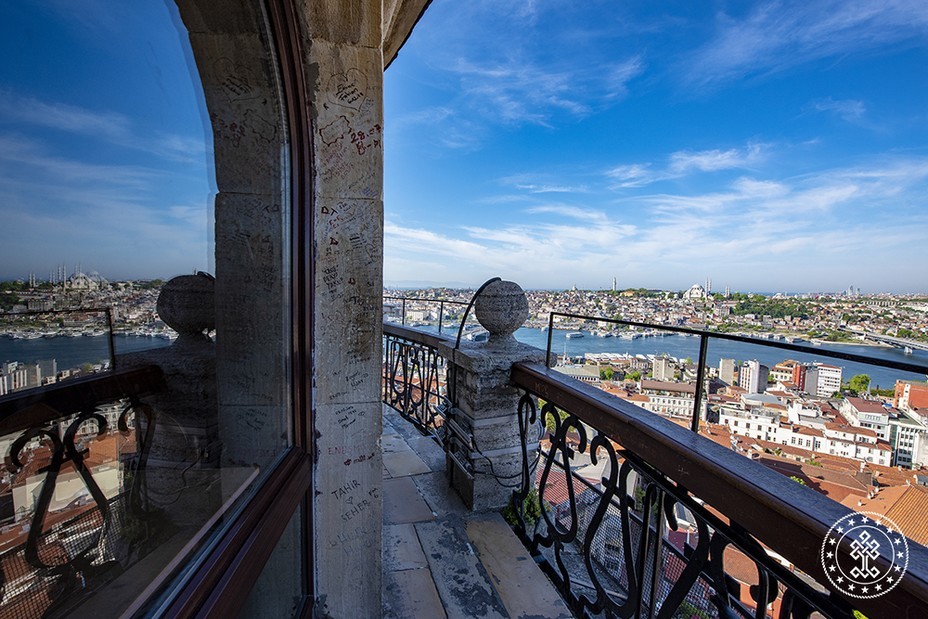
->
[383,321,455,350]
[0,365,165,436]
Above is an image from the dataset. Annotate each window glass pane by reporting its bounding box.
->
[240,506,305,619]
[0,1,293,615]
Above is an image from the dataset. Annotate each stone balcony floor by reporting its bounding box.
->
[381,404,572,619]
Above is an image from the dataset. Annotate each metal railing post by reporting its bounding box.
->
[401,298,406,325]
[691,333,709,432]
[546,312,554,366]
[106,307,117,369]
[438,301,444,333]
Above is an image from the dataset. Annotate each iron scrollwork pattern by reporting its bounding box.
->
[512,391,857,619]
[1,398,157,617]
[383,332,449,435]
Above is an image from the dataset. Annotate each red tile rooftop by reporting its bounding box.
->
[841,485,928,547]
[825,422,878,437]
[845,397,892,414]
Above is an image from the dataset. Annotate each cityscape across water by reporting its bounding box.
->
[419,325,928,389]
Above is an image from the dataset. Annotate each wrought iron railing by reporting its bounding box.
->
[510,362,928,618]
[0,365,164,618]
[383,295,469,334]
[382,322,452,436]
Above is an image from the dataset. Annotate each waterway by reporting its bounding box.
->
[0,335,172,372]
[432,326,928,390]
[3,328,926,390]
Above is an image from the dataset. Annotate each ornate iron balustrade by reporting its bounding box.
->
[510,362,928,619]
[383,295,469,334]
[382,322,453,436]
[0,365,164,618]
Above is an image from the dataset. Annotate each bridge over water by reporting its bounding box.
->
[841,327,928,352]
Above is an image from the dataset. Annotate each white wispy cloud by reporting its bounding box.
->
[525,204,609,224]
[809,97,867,123]
[385,155,928,290]
[605,164,659,188]
[0,134,209,278]
[499,172,591,195]
[669,143,765,173]
[0,90,132,140]
[607,143,768,188]
[683,0,928,88]
[453,55,644,127]
[0,91,207,163]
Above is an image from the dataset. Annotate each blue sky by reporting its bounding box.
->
[0,1,212,281]
[384,0,928,293]
[0,2,925,293]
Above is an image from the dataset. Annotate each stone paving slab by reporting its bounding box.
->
[383,567,448,619]
[383,406,574,619]
[466,512,573,619]
[382,433,410,454]
[382,419,400,436]
[383,523,429,571]
[384,448,431,477]
[384,406,434,442]
[383,476,436,524]
[411,471,468,518]
[405,434,446,471]
[415,517,508,619]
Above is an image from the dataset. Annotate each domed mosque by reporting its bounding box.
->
[65,270,109,291]
[682,283,707,300]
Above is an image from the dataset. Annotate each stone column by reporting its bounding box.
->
[299,2,385,617]
[438,280,545,511]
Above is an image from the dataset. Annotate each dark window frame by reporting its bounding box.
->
[150,0,315,615]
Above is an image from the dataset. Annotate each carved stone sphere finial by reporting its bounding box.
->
[474,280,529,344]
[156,272,215,339]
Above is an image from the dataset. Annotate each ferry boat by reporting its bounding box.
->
[565,331,584,339]
[465,329,489,342]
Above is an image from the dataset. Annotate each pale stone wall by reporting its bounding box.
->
[299,1,385,616]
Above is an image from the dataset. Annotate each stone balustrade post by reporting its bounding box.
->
[437,280,545,511]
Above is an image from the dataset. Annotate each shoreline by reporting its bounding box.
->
[810,338,893,348]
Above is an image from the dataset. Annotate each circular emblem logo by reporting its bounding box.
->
[820,511,909,599]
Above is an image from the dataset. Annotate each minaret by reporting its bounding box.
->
[612,277,616,292]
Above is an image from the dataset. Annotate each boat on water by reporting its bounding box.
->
[565,331,584,339]
[904,346,913,355]
[465,329,489,342]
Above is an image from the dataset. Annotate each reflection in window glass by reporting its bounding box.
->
[0,1,293,615]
